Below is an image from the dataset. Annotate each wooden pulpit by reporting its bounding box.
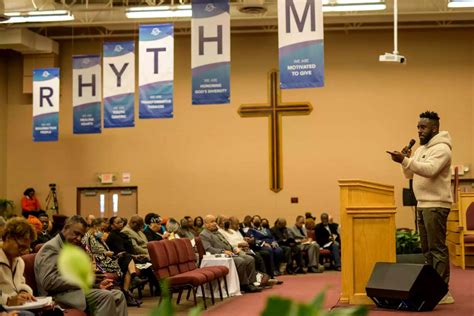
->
[338,179,397,305]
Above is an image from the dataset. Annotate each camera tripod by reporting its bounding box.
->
[45,185,59,214]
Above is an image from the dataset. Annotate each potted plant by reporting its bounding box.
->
[396,229,425,264]
[0,199,14,218]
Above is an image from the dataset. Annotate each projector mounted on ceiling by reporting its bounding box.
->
[379,0,406,64]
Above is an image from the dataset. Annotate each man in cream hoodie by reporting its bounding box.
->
[388,111,453,304]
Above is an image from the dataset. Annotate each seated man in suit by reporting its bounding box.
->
[271,218,305,274]
[121,215,149,258]
[200,215,261,293]
[35,215,128,316]
[288,215,324,273]
[247,215,285,277]
[314,213,341,271]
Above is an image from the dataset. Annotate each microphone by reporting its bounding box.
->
[402,139,416,155]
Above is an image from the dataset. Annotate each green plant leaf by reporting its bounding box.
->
[296,303,319,316]
[261,296,295,316]
[150,297,174,316]
[309,290,326,311]
[187,306,203,316]
[328,306,368,316]
[57,244,94,294]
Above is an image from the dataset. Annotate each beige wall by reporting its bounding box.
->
[4,28,474,228]
[0,54,7,197]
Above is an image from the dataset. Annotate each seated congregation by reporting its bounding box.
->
[0,210,341,316]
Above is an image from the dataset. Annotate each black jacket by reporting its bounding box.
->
[314,223,339,247]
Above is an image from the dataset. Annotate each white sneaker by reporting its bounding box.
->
[439,291,454,305]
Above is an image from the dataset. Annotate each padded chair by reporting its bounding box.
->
[147,240,209,308]
[21,253,87,316]
[194,236,206,264]
[191,237,230,295]
[175,238,230,301]
[162,239,217,305]
[460,202,474,269]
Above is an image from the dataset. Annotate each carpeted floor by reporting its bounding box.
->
[129,265,474,316]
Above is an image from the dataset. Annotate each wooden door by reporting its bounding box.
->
[77,187,138,219]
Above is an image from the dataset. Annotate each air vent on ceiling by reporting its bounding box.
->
[238,0,267,14]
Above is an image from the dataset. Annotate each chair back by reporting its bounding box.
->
[21,253,38,294]
[171,239,191,273]
[194,236,206,263]
[466,202,474,231]
[175,238,198,271]
[147,240,170,279]
[162,239,180,276]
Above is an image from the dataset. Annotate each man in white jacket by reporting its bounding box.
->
[388,111,453,304]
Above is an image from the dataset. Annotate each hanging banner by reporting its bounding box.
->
[73,55,101,134]
[103,41,135,128]
[139,24,174,119]
[191,0,230,105]
[33,68,60,142]
[278,0,324,89]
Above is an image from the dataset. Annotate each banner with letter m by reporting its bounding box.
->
[278,0,324,89]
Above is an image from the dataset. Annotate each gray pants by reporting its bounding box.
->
[86,289,128,316]
[298,242,320,267]
[55,288,127,316]
[417,207,450,284]
[233,253,257,286]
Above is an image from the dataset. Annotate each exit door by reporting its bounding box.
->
[77,186,138,219]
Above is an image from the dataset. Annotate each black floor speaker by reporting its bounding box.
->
[366,262,448,311]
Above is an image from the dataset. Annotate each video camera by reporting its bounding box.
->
[49,183,56,191]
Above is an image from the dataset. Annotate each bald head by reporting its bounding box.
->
[129,215,144,232]
[229,216,240,230]
[204,215,218,232]
[275,217,287,228]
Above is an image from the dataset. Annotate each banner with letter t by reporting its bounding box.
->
[278,0,324,89]
[192,0,230,105]
[33,68,60,142]
[139,24,174,119]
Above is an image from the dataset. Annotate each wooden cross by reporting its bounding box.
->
[238,69,313,193]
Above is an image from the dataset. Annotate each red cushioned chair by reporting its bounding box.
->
[191,237,230,296]
[460,202,474,269]
[194,236,206,264]
[163,239,217,305]
[147,240,209,308]
[174,238,230,302]
[21,253,87,316]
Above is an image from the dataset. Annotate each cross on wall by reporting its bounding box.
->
[238,69,313,193]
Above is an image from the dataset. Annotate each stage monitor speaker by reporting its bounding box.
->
[366,262,448,311]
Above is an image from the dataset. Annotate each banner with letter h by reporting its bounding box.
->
[73,55,102,134]
[191,0,230,105]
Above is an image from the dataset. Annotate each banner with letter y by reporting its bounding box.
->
[191,0,230,105]
[103,41,135,128]
[278,0,324,89]
[33,68,60,142]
